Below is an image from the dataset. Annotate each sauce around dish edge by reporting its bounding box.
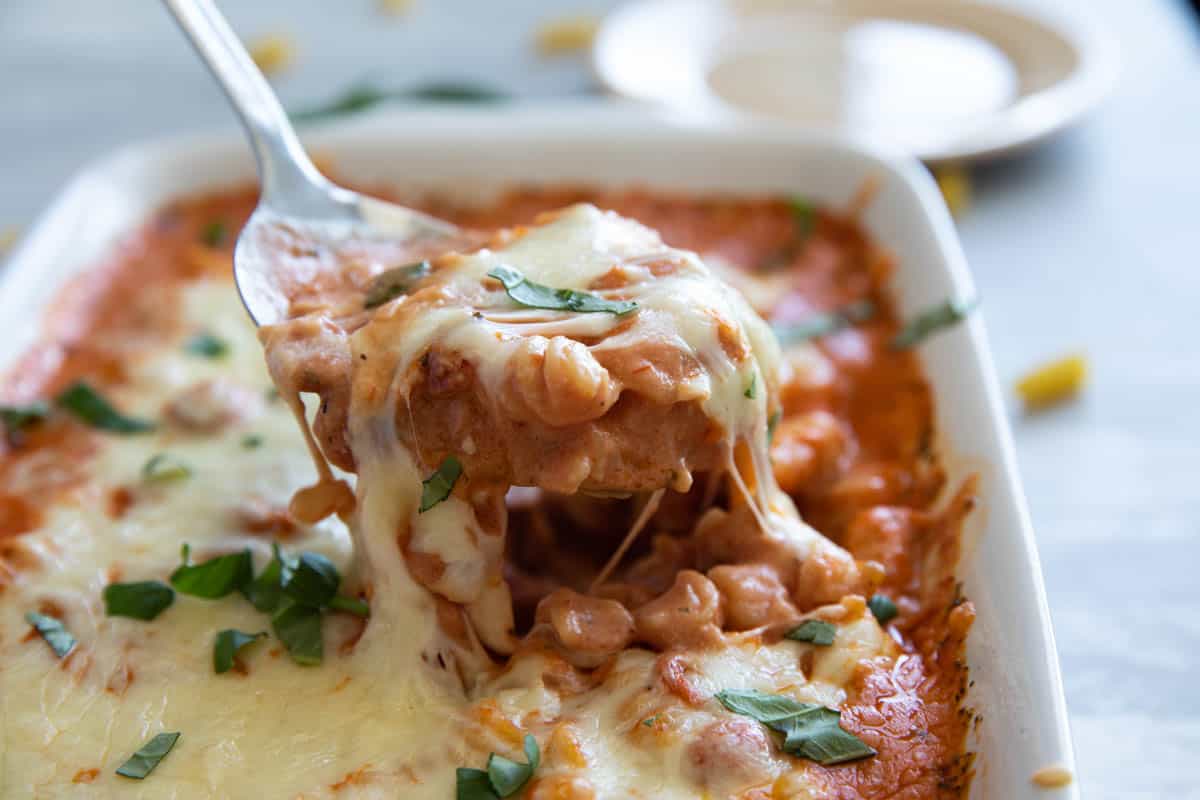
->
[0,183,973,799]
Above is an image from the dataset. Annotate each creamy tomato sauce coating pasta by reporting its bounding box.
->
[0,183,974,799]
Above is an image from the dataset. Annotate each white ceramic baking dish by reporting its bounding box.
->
[0,105,1075,798]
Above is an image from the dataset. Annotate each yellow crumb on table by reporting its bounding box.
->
[1031,763,1074,788]
[1016,354,1088,410]
[248,33,296,76]
[934,165,972,217]
[0,227,18,255]
[534,15,600,55]
[377,0,414,15]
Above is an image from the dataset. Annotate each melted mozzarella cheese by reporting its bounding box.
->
[3,209,884,798]
[0,283,464,798]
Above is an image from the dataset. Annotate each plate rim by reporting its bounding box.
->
[592,0,1120,162]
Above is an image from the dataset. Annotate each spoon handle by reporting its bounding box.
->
[161,0,330,210]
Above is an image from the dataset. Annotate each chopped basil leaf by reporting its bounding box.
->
[24,611,76,658]
[744,373,757,399]
[329,594,370,617]
[773,300,875,347]
[55,381,155,434]
[241,433,263,449]
[292,81,507,123]
[456,768,498,800]
[767,409,782,446]
[642,714,660,727]
[292,83,390,122]
[170,548,253,599]
[141,453,191,485]
[784,619,837,646]
[1,401,49,433]
[200,220,227,247]
[789,196,816,239]
[115,731,180,779]
[891,296,978,350]
[104,581,174,620]
[282,551,340,608]
[458,735,539,800]
[364,261,431,309]
[716,689,875,766]
[487,265,638,316]
[867,594,899,625]
[404,81,508,104]
[420,455,463,513]
[271,598,324,665]
[717,689,816,726]
[213,629,267,674]
[244,545,287,613]
[183,332,229,359]
[780,706,877,765]
[487,735,540,797]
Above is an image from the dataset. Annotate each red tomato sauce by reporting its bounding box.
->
[0,182,973,796]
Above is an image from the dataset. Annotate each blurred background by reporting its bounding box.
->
[1,1,1197,797]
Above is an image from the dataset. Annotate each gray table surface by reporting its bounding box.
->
[2,1,1197,797]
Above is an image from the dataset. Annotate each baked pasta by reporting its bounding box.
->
[0,183,975,798]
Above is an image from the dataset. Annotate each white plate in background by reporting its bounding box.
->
[594,0,1118,162]
[0,107,1077,797]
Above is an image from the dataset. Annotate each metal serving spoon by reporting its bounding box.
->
[162,0,457,327]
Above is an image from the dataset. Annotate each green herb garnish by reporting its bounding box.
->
[243,543,287,613]
[789,196,816,239]
[115,732,180,779]
[141,453,191,485]
[773,300,875,347]
[456,768,498,800]
[744,373,757,399]
[329,595,370,617]
[213,629,267,674]
[214,544,367,665]
[55,381,155,434]
[781,705,875,765]
[1,401,49,433]
[716,689,875,766]
[867,594,898,625]
[292,81,507,123]
[717,689,814,726]
[270,598,324,665]
[281,551,340,608]
[404,81,508,103]
[200,220,227,247]
[457,734,540,800]
[292,83,390,122]
[420,455,463,513]
[24,611,76,658]
[487,265,638,316]
[183,332,229,359]
[241,433,263,449]
[891,296,978,350]
[784,619,837,646]
[103,581,174,620]
[364,261,431,309]
[170,546,253,599]
[767,409,782,447]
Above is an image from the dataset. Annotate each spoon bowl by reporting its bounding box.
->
[162,0,457,327]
